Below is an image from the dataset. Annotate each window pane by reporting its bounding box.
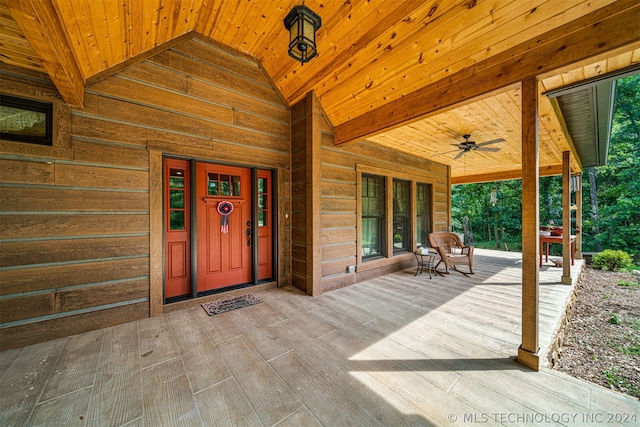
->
[416,183,432,247]
[362,217,383,257]
[231,175,241,196]
[169,169,184,188]
[220,174,230,196]
[258,177,265,193]
[258,210,265,227]
[207,173,218,195]
[169,190,184,208]
[170,210,185,230]
[362,174,385,259]
[393,179,410,253]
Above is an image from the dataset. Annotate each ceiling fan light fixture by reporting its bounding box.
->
[284,5,322,63]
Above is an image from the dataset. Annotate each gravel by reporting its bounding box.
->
[553,267,640,398]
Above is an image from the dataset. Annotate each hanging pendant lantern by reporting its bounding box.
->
[283,5,322,63]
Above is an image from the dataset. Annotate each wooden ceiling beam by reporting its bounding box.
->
[334,1,640,147]
[451,164,578,185]
[5,0,85,107]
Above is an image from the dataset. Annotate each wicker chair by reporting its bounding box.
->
[428,232,474,274]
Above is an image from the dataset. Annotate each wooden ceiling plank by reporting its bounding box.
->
[334,1,640,146]
[5,0,84,106]
[284,0,471,108]
[218,0,254,47]
[228,1,267,49]
[241,1,291,56]
[83,0,114,68]
[314,0,534,117]
[49,0,94,77]
[155,0,178,43]
[193,0,223,39]
[207,0,235,41]
[0,47,43,71]
[124,0,140,58]
[267,0,415,90]
[322,0,603,124]
[103,0,125,65]
[141,0,160,51]
[230,3,268,53]
[173,0,202,35]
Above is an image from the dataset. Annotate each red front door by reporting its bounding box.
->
[195,163,252,292]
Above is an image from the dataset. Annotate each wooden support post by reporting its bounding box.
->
[149,150,163,317]
[575,174,583,260]
[561,151,572,284]
[518,78,540,371]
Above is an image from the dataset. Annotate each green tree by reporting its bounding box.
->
[582,75,640,256]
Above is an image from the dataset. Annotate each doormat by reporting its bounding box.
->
[201,294,262,316]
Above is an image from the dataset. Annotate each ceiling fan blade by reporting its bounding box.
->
[476,147,501,152]
[432,149,460,157]
[453,150,466,160]
[476,138,505,147]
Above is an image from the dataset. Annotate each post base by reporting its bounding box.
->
[517,345,541,371]
[561,275,572,285]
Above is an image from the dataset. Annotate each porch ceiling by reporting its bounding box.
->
[1,0,639,182]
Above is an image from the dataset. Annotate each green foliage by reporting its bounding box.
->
[614,343,640,356]
[609,313,621,325]
[582,75,640,254]
[602,367,640,397]
[618,280,639,288]
[592,250,634,271]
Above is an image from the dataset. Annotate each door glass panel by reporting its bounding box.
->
[220,174,230,196]
[231,175,241,196]
[258,177,268,226]
[207,173,219,195]
[170,190,184,208]
[170,210,185,230]
[169,169,184,188]
[206,172,242,197]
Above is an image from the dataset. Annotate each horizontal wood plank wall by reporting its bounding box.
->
[0,36,291,350]
[290,98,308,293]
[318,114,449,293]
[0,66,150,350]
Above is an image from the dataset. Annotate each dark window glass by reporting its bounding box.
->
[416,183,432,247]
[0,94,53,145]
[362,174,385,259]
[393,179,410,254]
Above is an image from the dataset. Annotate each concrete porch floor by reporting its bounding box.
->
[1,249,638,426]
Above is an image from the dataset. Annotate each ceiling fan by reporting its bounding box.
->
[451,134,505,159]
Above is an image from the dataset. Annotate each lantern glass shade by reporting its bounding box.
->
[284,5,322,63]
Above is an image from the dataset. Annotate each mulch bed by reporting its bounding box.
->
[553,267,640,398]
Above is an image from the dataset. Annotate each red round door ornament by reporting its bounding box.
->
[217,201,234,234]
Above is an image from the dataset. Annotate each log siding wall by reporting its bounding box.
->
[0,36,291,350]
[290,92,450,295]
[319,120,450,293]
[0,36,450,349]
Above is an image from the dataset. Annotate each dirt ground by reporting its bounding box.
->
[553,267,640,398]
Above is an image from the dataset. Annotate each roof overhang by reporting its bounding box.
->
[546,64,640,168]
